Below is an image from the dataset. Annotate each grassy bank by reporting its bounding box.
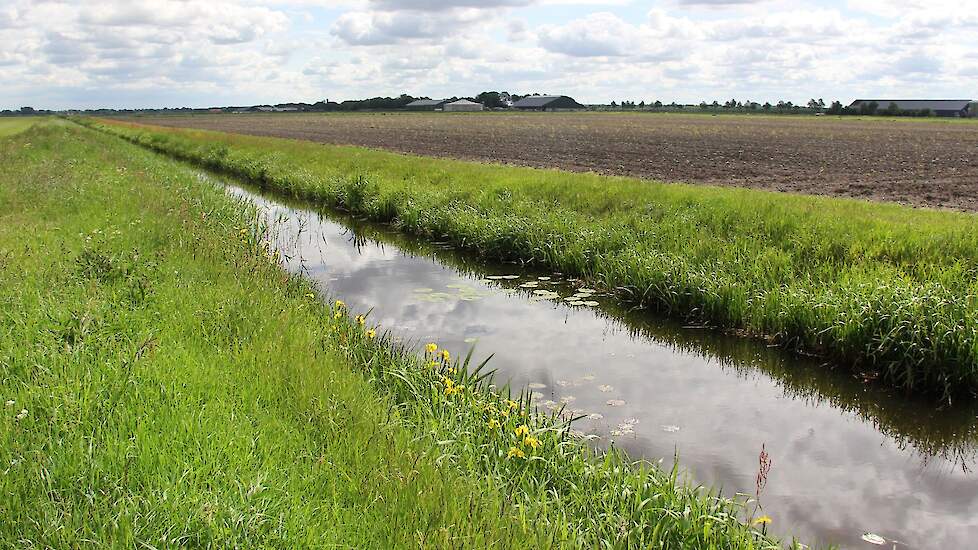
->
[1,123,791,547]
[80,117,978,399]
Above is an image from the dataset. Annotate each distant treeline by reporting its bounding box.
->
[2,94,970,117]
[0,91,537,117]
[603,98,955,117]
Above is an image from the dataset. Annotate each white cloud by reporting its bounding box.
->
[0,0,975,109]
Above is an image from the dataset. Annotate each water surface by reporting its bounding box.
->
[220,176,978,549]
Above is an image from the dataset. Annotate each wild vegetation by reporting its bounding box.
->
[1,121,797,547]
[78,117,978,401]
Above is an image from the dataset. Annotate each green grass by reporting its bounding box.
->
[78,117,978,400]
[0,117,41,137]
[1,122,794,547]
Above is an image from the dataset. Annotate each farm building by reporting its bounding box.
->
[443,99,484,112]
[848,99,973,117]
[405,99,448,111]
[512,95,585,111]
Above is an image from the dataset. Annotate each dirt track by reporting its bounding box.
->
[126,112,978,211]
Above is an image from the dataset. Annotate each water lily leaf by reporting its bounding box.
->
[501,275,520,279]
[599,385,614,392]
[463,337,478,343]
[527,383,547,389]
[661,425,681,433]
[537,276,551,281]
[582,301,600,307]
[412,288,434,293]
[606,399,626,407]
[587,413,604,420]
[530,392,545,400]
[580,375,596,381]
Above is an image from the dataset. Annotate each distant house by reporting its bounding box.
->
[443,99,484,112]
[512,95,585,111]
[848,99,973,117]
[405,99,448,111]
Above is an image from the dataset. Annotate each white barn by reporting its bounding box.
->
[443,99,484,112]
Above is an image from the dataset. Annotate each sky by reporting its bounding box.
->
[1,0,976,110]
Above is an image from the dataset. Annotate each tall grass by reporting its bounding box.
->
[78,117,978,400]
[2,122,798,547]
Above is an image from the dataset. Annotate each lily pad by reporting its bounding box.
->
[606,399,626,407]
[582,301,600,307]
[527,383,547,389]
[587,413,604,420]
[598,385,614,392]
[537,276,551,281]
[412,288,434,293]
[661,425,681,433]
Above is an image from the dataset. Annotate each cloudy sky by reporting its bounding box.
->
[1,0,975,110]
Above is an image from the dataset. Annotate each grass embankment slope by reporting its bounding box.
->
[85,117,978,399]
[1,123,790,547]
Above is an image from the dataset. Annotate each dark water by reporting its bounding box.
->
[219,176,978,549]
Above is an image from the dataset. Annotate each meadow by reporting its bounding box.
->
[0,117,39,137]
[80,117,978,400]
[0,121,793,547]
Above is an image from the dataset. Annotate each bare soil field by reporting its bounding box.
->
[126,112,978,211]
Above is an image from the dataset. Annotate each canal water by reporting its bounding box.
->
[218,175,978,549]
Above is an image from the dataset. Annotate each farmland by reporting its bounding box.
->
[126,112,978,211]
[81,117,978,400]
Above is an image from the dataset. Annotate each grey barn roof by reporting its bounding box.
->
[512,95,566,108]
[848,99,972,111]
[405,99,447,107]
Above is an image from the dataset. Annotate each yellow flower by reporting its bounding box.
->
[500,409,510,418]
[355,314,366,326]
[333,311,342,320]
[753,515,772,526]
[523,435,541,449]
[439,349,450,362]
[487,418,501,430]
[426,360,439,369]
[305,292,315,298]
[425,343,438,354]
[334,300,346,309]
[514,424,530,438]
[507,446,526,459]
[483,404,498,415]
[505,399,519,411]
[365,329,376,339]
